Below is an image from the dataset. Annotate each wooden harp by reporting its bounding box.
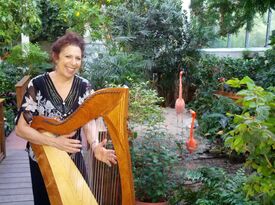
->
[30,87,135,205]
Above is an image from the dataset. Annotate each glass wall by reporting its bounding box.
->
[208,9,274,48]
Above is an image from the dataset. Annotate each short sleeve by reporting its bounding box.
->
[15,79,38,125]
[84,82,94,100]
[78,78,94,105]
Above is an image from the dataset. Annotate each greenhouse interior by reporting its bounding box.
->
[0,0,274,205]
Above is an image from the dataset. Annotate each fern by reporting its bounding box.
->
[170,167,260,205]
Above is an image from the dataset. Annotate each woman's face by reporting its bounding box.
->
[54,45,82,79]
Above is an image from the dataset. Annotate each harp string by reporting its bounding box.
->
[31,88,134,205]
[82,117,121,205]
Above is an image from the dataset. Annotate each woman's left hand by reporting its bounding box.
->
[93,139,117,167]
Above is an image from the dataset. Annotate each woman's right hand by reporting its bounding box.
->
[16,113,82,153]
[52,131,82,153]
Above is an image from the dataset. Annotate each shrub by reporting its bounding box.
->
[132,127,177,203]
[6,43,50,77]
[170,167,260,205]
[224,76,275,202]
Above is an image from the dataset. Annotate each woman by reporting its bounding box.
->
[15,32,117,205]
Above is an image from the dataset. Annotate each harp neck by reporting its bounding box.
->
[31,87,135,205]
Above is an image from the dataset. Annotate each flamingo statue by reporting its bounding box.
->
[186,110,197,153]
[175,71,185,115]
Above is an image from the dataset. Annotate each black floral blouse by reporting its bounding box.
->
[16,72,93,175]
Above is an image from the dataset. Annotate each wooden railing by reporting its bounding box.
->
[0,99,5,162]
[15,75,30,110]
[0,75,30,163]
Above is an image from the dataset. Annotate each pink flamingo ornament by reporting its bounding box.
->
[186,110,197,153]
[175,71,185,115]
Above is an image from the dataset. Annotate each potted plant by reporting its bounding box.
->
[131,126,178,204]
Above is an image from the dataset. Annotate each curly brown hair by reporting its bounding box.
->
[51,32,85,62]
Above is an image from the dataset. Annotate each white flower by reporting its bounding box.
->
[45,100,55,111]
[37,91,43,102]
[37,105,45,115]
[78,96,85,105]
[78,89,94,105]
[22,96,37,112]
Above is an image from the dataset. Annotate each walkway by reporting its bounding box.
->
[0,130,34,205]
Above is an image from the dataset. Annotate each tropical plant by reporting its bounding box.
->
[128,81,164,127]
[198,96,241,137]
[4,107,16,136]
[0,62,22,95]
[0,0,41,44]
[224,76,275,203]
[6,43,50,77]
[106,0,200,106]
[82,50,149,89]
[190,48,275,118]
[191,0,275,37]
[199,113,229,138]
[34,0,68,42]
[99,79,164,129]
[51,0,104,38]
[132,126,177,203]
[0,62,23,136]
[254,47,275,89]
[169,167,260,205]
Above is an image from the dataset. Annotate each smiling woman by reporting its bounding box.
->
[15,32,117,205]
[49,44,82,100]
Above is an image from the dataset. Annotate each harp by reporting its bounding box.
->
[30,87,135,205]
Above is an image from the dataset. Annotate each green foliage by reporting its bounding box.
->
[81,46,164,126]
[191,0,275,37]
[52,0,103,38]
[224,76,275,202]
[34,0,68,42]
[191,92,240,139]
[106,0,200,106]
[199,113,229,138]
[191,54,259,93]
[190,48,275,117]
[6,43,50,77]
[170,167,260,205]
[199,96,241,139]
[255,48,275,89]
[82,51,149,89]
[129,81,164,126]
[4,107,16,136]
[101,79,165,128]
[270,30,275,47]
[132,127,177,203]
[1,0,119,43]
[0,0,41,44]
[0,62,22,135]
[0,62,22,95]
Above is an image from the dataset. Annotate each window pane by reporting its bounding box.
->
[230,26,246,48]
[207,9,274,48]
[249,13,269,47]
[270,9,275,43]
